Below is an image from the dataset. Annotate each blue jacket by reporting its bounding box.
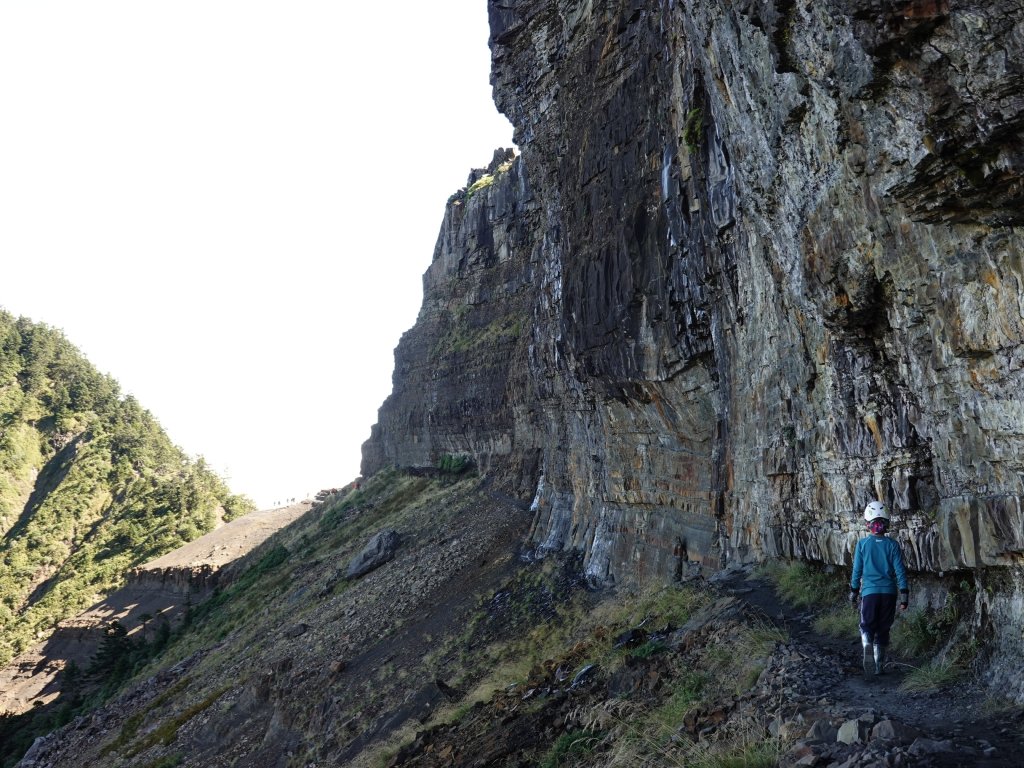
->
[850,535,908,596]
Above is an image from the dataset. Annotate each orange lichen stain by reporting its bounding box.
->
[968,363,997,393]
[864,413,885,452]
[834,292,850,307]
[981,269,999,290]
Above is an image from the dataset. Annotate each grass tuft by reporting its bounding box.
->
[899,659,961,692]
[770,561,845,608]
[539,730,601,768]
[812,607,860,638]
[684,735,781,768]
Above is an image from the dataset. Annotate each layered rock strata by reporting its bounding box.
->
[362,149,545,495]
[364,0,1023,691]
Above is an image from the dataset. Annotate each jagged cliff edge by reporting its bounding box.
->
[363,0,1024,699]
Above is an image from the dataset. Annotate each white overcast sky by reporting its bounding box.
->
[0,1,514,508]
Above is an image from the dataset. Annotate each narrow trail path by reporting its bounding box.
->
[721,569,1024,766]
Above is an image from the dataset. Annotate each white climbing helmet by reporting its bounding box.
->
[863,500,890,522]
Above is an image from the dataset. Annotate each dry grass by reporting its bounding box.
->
[681,726,782,768]
[813,606,860,638]
[899,659,961,691]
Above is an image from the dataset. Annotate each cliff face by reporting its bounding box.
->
[362,149,545,495]
[364,0,1023,690]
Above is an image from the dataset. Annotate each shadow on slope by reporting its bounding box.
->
[3,468,538,767]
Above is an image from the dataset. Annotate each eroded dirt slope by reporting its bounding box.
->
[0,501,312,715]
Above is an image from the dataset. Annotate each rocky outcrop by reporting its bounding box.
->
[484,0,1024,582]
[362,0,1024,692]
[125,564,220,593]
[346,529,402,579]
[362,148,544,495]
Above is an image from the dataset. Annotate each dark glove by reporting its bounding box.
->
[899,589,909,610]
[849,589,859,609]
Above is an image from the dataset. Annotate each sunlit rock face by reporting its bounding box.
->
[366,0,1022,625]
[482,0,1023,584]
[361,150,546,496]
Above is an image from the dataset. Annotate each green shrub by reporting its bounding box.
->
[650,672,705,738]
[124,686,230,757]
[319,490,366,530]
[685,736,781,768]
[684,108,704,150]
[438,454,473,476]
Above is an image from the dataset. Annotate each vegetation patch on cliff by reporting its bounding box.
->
[463,157,515,202]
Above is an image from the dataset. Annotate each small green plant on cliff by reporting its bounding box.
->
[466,173,497,199]
[438,453,473,476]
[138,755,183,768]
[437,312,525,357]
[463,158,514,202]
[684,107,704,151]
[648,671,706,741]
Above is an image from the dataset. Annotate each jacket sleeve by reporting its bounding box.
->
[850,539,863,590]
[890,539,908,591]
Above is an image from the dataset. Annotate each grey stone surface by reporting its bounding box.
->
[870,718,921,743]
[837,718,865,744]
[362,0,1024,696]
[345,530,401,580]
[806,718,839,743]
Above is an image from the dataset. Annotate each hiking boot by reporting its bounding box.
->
[874,644,886,675]
[862,645,873,677]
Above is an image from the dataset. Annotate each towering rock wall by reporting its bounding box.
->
[365,0,1023,691]
[362,150,545,495]
[483,0,1023,578]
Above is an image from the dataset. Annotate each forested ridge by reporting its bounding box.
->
[0,309,253,667]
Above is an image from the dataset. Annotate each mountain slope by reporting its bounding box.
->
[13,471,1023,767]
[8,469,537,767]
[0,310,253,668]
[0,499,311,717]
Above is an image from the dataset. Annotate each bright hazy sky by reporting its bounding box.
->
[1,2,514,508]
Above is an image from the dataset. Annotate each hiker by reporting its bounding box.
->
[848,501,908,676]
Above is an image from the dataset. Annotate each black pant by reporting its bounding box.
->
[860,593,897,646]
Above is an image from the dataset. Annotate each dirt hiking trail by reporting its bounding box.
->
[721,568,1024,767]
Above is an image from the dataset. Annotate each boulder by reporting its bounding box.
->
[870,719,922,743]
[805,719,838,743]
[345,530,401,580]
[837,719,865,744]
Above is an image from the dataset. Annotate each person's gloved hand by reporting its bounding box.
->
[849,589,859,610]
[899,589,909,612]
